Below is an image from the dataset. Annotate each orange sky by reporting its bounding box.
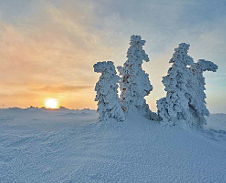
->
[0,2,117,109]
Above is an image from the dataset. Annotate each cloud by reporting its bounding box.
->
[31,85,92,93]
[0,1,112,108]
[0,0,226,111]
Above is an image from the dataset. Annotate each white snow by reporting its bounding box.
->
[157,44,218,129]
[157,43,195,128]
[94,61,125,122]
[0,108,226,182]
[188,59,218,127]
[117,35,157,120]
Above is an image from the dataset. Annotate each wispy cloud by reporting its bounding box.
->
[31,85,92,93]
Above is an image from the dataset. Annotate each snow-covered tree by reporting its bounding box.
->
[157,43,194,128]
[94,61,125,122]
[117,35,157,119]
[188,59,218,128]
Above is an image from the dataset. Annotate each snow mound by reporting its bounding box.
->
[0,109,226,182]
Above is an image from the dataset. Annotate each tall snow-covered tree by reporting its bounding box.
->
[117,35,156,119]
[94,61,125,122]
[188,59,218,128]
[157,43,194,128]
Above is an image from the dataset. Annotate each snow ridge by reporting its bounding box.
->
[0,109,225,183]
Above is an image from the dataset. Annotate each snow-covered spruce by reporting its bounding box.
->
[157,43,194,128]
[117,35,157,120]
[188,59,218,128]
[94,61,125,122]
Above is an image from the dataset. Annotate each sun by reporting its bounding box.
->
[45,98,58,109]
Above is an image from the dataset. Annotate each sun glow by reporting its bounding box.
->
[45,98,58,109]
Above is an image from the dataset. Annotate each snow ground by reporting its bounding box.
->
[0,108,226,183]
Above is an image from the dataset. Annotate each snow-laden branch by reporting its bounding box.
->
[117,35,158,120]
[157,44,218,129]
[188,59,218,127]
[157,43,194,128]
[94,61,125,122]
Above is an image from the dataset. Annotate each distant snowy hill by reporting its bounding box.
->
[206,113,226,130]
[0,108,226,182]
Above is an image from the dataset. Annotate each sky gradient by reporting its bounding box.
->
[0,0,226,113]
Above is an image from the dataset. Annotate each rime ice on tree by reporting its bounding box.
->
[117,35,156,119]
[157,43,194,128]
[94,61,125,122]
[188,59,218,128]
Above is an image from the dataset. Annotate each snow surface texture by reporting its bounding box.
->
[0,108,226,183]
[157,44,218,129]
[117,35,158,120]
[94,61,125,122]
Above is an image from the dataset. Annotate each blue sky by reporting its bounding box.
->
[0,0,226,113]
